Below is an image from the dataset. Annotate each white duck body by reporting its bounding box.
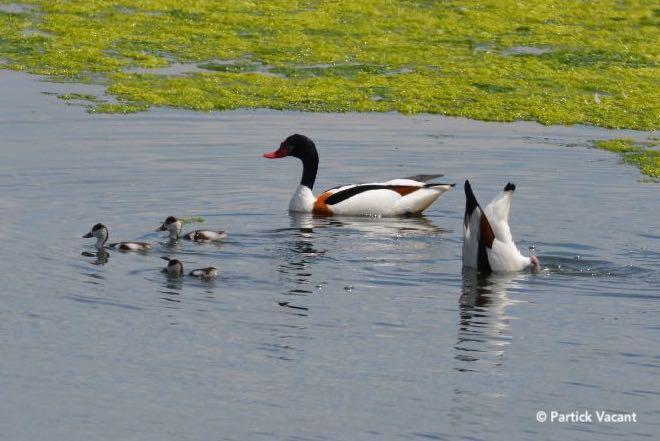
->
[289,179,454,216]
[462,181,539,273]
[266,134,454,217]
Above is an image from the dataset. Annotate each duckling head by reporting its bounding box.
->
[157,216,182,239]
[161,256,184,277]
[83,223,108,249]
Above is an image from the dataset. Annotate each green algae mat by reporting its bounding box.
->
[1,1,659,175]
[593,138,659,179]
[0,0,657,126]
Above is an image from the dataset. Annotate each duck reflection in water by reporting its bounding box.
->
[450,270,529,425]
[276,213,326,299]
[456,270,527,370]
[81,249,109,265]
[324,214,446,238]
[159,269,183,302]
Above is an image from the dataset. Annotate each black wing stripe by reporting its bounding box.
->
[325,185,391,205]
[464,180,480,228]
[325,184,424,205]
[402,174,444,182]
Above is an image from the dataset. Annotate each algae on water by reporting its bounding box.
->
[0,0,657,130]
[593,138,660,178]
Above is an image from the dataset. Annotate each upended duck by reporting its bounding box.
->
[263,134,454,216]
[161,257,218,279]
[83,223,152,251]
[157,216,227,242]
[462,180,540,273]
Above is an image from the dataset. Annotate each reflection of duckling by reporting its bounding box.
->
[81,249,109,265]
[160,257,218,280]
[156,216,227,242]
[83,223,152,251]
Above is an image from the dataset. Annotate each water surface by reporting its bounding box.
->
[1,71,659,440]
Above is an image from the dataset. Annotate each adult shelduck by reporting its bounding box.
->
[263,134,454,216]
[462,180,540,273]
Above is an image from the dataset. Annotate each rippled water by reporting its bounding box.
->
[1,71,659,440]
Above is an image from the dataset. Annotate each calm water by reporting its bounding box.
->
[1,71,658,440]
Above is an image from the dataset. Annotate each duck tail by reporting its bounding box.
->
[424,182,455,189]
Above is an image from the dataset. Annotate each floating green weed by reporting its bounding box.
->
[594,138,660,178]
[179,216,205,225]
[88,102,150,114]
[0,0,657,129]
[57,92,100,102]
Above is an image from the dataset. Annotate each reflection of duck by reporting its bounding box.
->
[82,223,152,251]
[456,270,526,369]
[264,134,454,216]
[323,215,447,238]
[275,213,326,296]
[451,271,524,428]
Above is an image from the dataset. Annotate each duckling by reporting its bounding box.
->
[161,257,184,277]
[83,223,152,251]
[160,257,218,279]
[156,216,227,242]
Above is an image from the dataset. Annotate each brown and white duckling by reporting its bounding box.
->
[83,223,152,251]
[161,257,218,279]
[156,216,227,242]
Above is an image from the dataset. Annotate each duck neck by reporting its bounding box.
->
[299,150,318,191]
[96,234,108,250]
[169,225,181,240]
[289,185,317,213]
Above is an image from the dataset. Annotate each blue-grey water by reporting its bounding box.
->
[1,71,658,440]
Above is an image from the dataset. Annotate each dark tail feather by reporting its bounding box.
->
[423,182,455,188]
[160,256,172,262]
[504,182,516,192]
[464,180,481,228]
[403,174,444,182]
[464,180,480,210]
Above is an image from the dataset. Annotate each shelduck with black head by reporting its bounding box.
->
[263,134,454,217]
